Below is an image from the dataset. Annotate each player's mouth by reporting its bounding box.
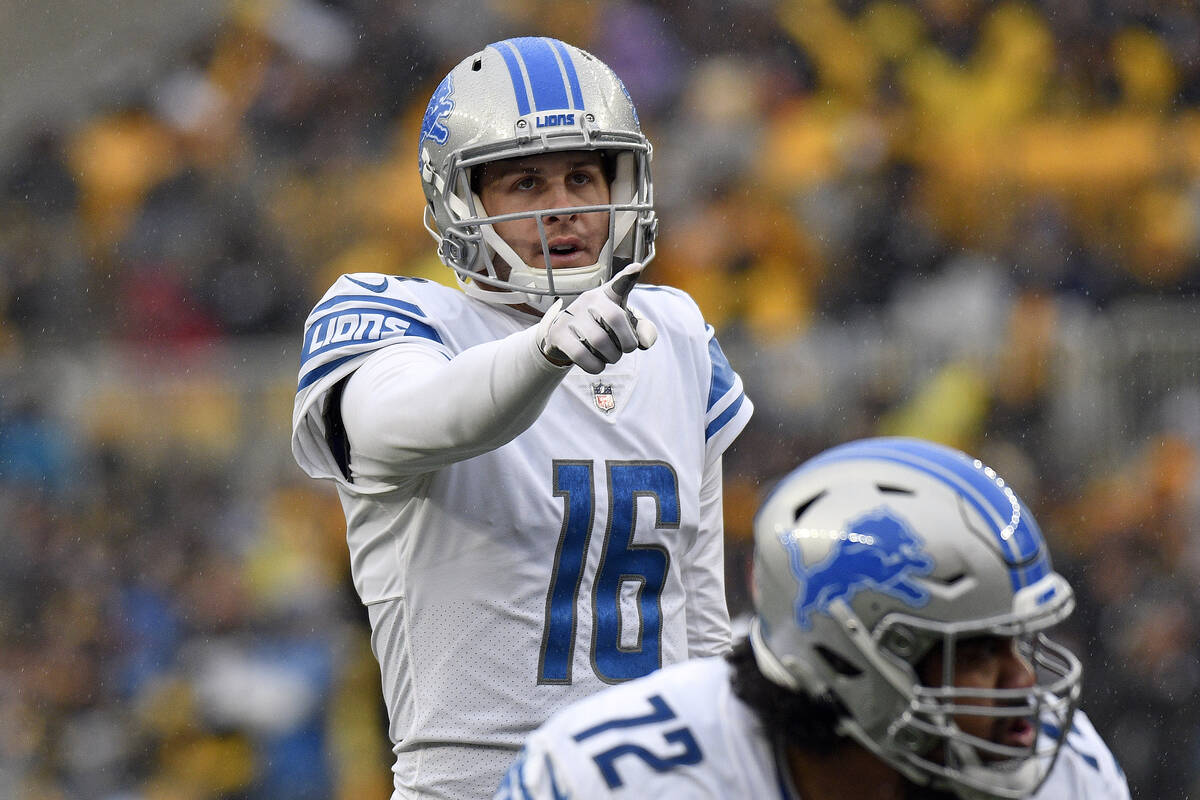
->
[996,716,1036,750]
[544,237,592,268]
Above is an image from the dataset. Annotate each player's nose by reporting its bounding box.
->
[543,180,581,223]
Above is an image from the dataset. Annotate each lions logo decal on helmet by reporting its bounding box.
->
[751,437,1082,800]
[419,75,455,157]
[783,508,935,631]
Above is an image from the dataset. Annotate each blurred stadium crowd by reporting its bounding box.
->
[2,0,1198,797]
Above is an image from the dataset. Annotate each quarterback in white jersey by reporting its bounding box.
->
[290,37,752,800]
[499,439,1130,800]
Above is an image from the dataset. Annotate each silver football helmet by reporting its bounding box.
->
[417,37,656,312]
[750,437,1082,799]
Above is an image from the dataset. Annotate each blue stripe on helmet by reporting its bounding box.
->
[491,42,531,116]
[549,38,585,109]
[798,438,1049,590]
[872,438,1044,558]
[509,37,570,111]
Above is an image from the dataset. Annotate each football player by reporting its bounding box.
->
[497,438,1130,799]
[290,37,753,799]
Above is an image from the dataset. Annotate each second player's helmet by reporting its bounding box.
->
[418,37,656,311]
[750,437,1082,799]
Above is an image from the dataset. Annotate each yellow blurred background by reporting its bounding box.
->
[1,1,1198,797]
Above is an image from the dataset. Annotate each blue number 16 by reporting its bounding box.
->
[539,460,680,684]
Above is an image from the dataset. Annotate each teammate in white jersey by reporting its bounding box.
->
[290,37,753,799]
[498,438,1130,800]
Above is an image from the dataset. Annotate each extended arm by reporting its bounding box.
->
[340,325,569,481]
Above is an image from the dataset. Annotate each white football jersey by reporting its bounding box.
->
[498,658,1130,800]
[291,274,753,799]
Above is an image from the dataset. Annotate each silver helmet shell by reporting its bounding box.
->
[418,37,656,311]
[750,437,1082,799]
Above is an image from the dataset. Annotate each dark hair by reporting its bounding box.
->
[727,637,847,754]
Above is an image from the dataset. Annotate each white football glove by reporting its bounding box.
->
[536,262,658,374]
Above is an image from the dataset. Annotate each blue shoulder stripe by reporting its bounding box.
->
[297,352,358,392]
[310,293,426,317]
[706,331,737,413]
[705,393,746,441]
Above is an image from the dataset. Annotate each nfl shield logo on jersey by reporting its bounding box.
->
[592,382,616,413]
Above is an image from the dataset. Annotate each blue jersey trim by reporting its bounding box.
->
[706,333,737,413]
[705,393,745,441]
[1041,722,1101,771]
[310,293,428,318]
[492,42,531,116]
[297,352,358,392]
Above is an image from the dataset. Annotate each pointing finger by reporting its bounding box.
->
[603,262,645,305]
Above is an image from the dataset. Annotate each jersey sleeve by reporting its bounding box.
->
[702,325,753,466]
[1034,710,1130,799]
[291,273,451,489]
[339,324,567,485]
[684,454,732,657]
[292,272,572,493]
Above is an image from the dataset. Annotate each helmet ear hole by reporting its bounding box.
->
[792,491,826,522]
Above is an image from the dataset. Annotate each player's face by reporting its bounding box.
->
[918,635,1038,757]
[476,151,611,273]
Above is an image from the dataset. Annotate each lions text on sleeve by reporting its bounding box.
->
[291,274,753,799]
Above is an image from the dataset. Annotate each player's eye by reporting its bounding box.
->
[514,175,538,191]
[957,636,1007,667]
